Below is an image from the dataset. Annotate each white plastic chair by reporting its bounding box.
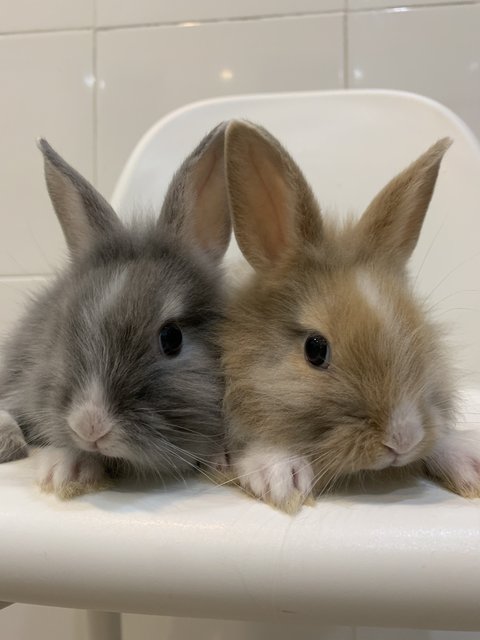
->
[1,90,480,640]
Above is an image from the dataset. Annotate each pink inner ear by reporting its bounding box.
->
[244,143,295,265]
[355,138,450,265]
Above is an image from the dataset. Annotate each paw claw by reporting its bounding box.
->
[55,479,113,500]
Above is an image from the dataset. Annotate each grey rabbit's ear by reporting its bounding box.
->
[158,122,231,263]
[356,138,452,266]
[38,139,123,258]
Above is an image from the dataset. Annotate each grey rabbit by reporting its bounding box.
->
[0,123,231,498]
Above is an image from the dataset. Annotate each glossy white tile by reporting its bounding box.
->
[348,4,480,138]
[0,32,93,275]
[0,278,48,336]
[0,0,93,33]
[96,0,345,28]
[97,14,344,198]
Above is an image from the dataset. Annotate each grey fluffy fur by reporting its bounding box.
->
[0,123,230,483]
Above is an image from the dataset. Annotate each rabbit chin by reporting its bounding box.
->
[68,421,130,459]
[70,431,128,459]
[367,447,422,471]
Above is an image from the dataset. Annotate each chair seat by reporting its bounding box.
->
[0,388,479,628]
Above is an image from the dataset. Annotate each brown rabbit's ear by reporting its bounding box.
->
[225,120,322,271]
[356,138,452,266]
[158,122,231,264]
[38,139,123,259]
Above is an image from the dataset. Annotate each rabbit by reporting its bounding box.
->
[220,119,480,513]
[0,123,231,498]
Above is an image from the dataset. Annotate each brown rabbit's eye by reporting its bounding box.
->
[159,322,183,357]
[305,334,330,368]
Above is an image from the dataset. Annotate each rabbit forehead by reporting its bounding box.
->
[96,267,129,316]
[297,267,418,336]
[96,263,186,321]
[84,249,216,328]
[355,269,395,326]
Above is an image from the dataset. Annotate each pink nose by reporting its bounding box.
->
[68,406,113,443]
[383,427,423,456]
[72,421,111,443]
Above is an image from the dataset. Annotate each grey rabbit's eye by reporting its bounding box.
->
[159,322,183,357]
[304,334,330,369]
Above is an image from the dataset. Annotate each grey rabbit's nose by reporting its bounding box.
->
[68,404,114,443]
[73,420,112,443]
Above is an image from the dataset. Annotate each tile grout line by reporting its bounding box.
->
[0,3,477,37]
[0,275,52,281]
[94,10,345,32]
[93,1,479,30]
[343,9,349,89]
[349,0,477,12]
[92,0,98,188]
[0,9,346,38]
[0,26,91,37]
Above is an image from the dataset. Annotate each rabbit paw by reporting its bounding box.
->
[0,410,28,462]
[36,447,111,499]
[233,444,314,513]
[425,429,480,498]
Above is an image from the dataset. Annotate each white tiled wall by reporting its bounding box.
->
[96,0,346,27]
[0,31,93,275]
[0,1,94,33]
[96,13,344,195]
[1,1,480,638]
[348,3,480,139]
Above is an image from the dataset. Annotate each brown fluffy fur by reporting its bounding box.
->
[219,121,470,512]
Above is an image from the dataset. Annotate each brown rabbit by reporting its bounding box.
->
[220,120,480,513]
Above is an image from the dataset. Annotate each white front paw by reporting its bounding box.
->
[425,429,480,498]
[36,447,110,499]
[234,444,314,513]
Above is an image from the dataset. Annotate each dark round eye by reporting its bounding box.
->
[159,322,183,357]
[304,334,330,368]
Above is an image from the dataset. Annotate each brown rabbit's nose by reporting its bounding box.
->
[382,428,424,456]
[383,442,407,456]
[383,402,425,458]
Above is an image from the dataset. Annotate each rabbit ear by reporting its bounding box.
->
[225,120,322,271]
[38,139,123,259]
[356,138,452,266]
[158,122,231,264]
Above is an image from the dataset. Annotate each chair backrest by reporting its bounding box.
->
[112,90,480,386]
